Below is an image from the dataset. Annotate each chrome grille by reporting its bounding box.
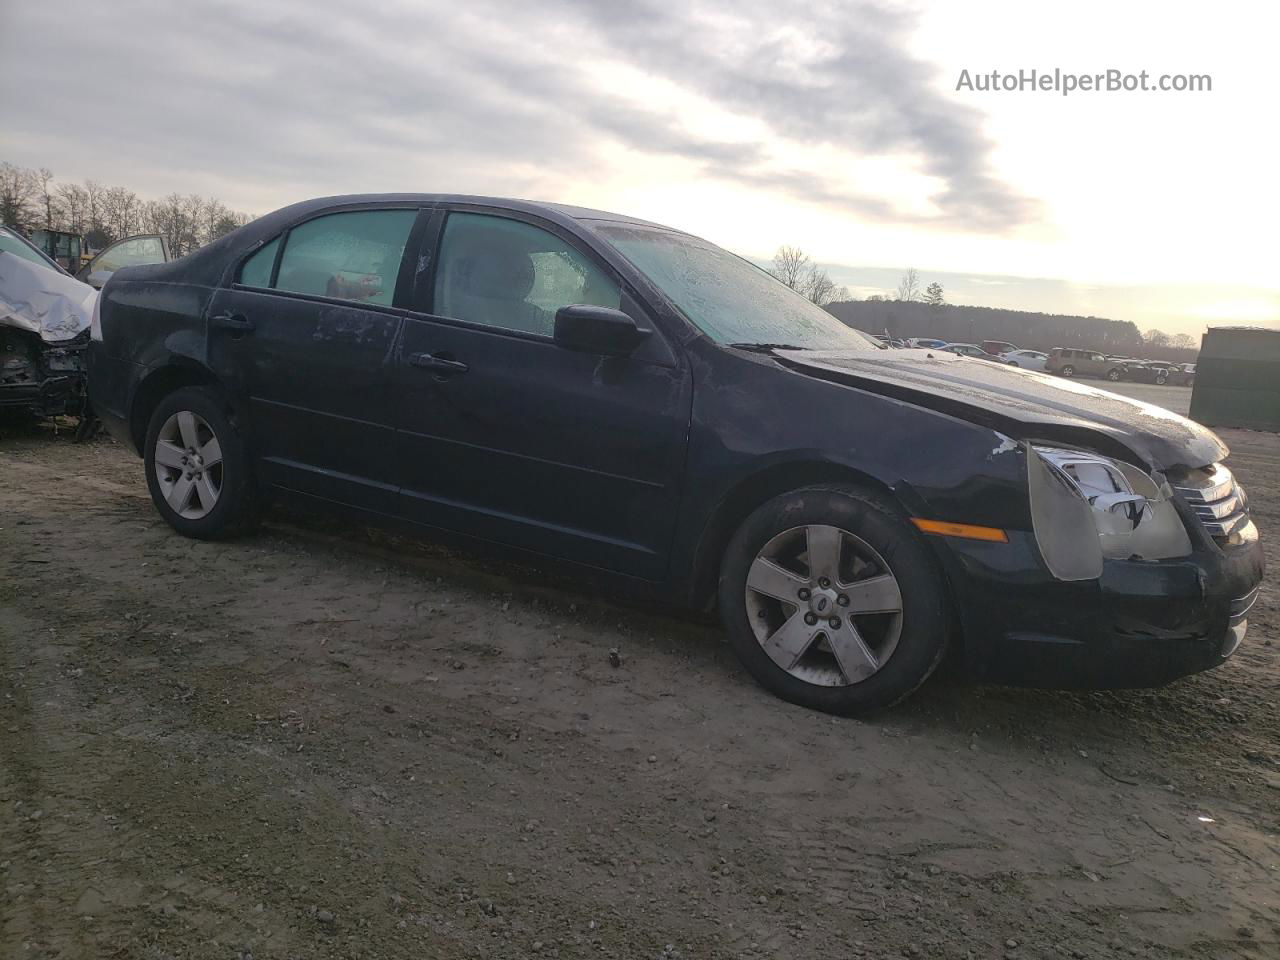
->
[1174,463,1250,539]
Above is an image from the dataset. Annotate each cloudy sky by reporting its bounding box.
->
[2,0,1277,335]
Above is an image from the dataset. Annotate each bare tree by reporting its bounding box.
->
[896,268,921,302]
[1,158,252,254]
[1143,329,1172,350]
[924,281,944,306]
[55,183,89,233]
[0,162,37,226]
[769,245,811,290]
[35,167,58,228]
[802,266,837,306]
[1169,332,1196,351]
[100,186,142,242]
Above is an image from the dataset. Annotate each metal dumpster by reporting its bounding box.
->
[1189,326,1280,431]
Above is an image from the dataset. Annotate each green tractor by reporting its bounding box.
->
[27,227,85,272]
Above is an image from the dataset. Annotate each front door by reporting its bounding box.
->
[394,210,691,579]
[207,207,420,514]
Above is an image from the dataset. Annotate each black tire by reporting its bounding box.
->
[1060,365,1075,377]
[1107,368,1122,381]
[143,386,259,539]
[718,485,951,715]
[1007,361,1020,367]
[1155,372,1168,385]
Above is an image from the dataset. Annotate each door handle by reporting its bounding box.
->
[210,312,255,333]
[408,352,469,374]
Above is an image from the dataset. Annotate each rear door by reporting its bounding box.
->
[206,206,423,514]
[393,208,691,579]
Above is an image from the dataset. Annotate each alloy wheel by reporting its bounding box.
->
[745,524,904,687]
[154,411,223,519]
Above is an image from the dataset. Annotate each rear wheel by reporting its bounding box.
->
[719,486,950,715]
[1107,368,1122,381]
[1155,372,1168,385]
[1060,364,1075,377]
[144,386,259,539]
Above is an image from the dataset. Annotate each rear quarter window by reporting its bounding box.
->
[238,237,280,288]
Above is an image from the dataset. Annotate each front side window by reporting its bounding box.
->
[433,213,621,336]
[275,209,417,306]
[595,223,877,351]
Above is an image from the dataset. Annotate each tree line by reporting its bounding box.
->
[769,245,1201,360]
[0,160,252,258]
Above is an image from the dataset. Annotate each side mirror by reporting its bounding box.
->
[553,304,650,357]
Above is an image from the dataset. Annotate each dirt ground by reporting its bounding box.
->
[2,398,1277,959]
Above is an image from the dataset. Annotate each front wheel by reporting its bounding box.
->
[1060,365,1075,377]
[718,486,950,715]
[1155,372,1168,385]
[144,386,259,539]
[1107,368,1122,381]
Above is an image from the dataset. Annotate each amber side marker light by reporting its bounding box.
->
[911,518,1009,543]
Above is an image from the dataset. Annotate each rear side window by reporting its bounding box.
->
[239,237,280,288]
[433,213,621,336]
[274,209,417,306]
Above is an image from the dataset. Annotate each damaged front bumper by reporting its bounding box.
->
[1,328,89,418]
[938,522,1265,689]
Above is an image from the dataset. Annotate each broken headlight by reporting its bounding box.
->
[1028,445,1192,581]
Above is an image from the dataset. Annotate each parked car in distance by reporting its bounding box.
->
[1003,349,1048,371]
[87,193,1264,715]
[1121,361,1171,385]
[981,340,1017,357]
[942,342,1003,361]
[1045,347,1125,380]
[1168,362,1196,386]
[905,337,947,349]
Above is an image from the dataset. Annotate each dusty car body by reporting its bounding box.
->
[87,194,1265,714]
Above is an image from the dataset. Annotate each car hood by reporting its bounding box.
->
[0,250,98,343]
[777,348,1226,471]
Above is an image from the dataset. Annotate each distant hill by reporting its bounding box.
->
[826,300,1146,355]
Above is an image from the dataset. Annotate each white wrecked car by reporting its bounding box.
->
[1,228,167,420]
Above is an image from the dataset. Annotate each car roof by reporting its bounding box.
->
[276,193,681,232]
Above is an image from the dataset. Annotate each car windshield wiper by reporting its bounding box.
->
[728,342,809,353]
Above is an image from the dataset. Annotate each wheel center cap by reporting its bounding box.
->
[809,589,837,616]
